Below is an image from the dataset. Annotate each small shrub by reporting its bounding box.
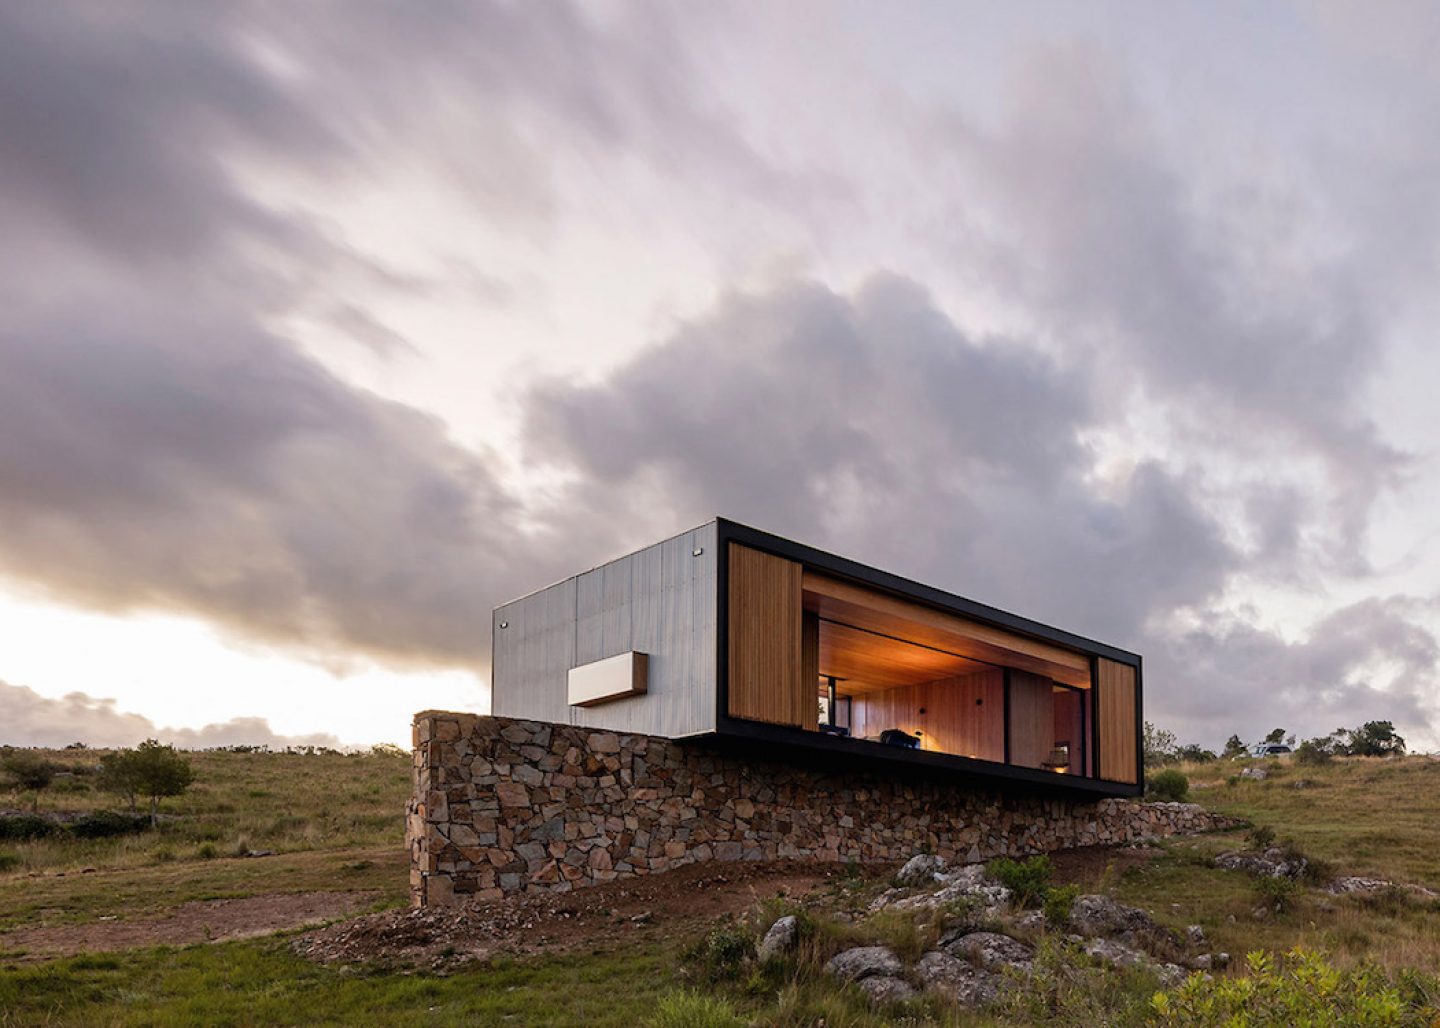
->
[1254,875,1298,913]
[686,923,755,981]
[0,814,55,841]
[1225,774,1240,787]
[987,855,1052,908]
[1293,740,1332,766]
[1247,824,1277,849]
[1152,948,1428,1026]
[70,811,151,839]
[1147,769,1189,801]
[649,989,745,1028]
[0,851,21,873]
[1043,884,1080,926]
[197,841,219,859]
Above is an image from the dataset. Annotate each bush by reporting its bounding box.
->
[686,924,755,982]
[1152,948,1429,1026]
[1043,884,1080,926]
[1254,875,1298,913]
[69,811,151,839]
[0,813,55,841]
[649,990,746,1028]
[1247,824,1277,849]
[1294,740,1332,766]
[1147,769,1190,801]
[987,855,1052,908]
[0,852,20,873]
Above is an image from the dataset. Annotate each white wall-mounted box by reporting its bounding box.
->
[567,651,648,708]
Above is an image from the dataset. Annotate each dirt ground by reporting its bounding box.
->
[297,861,851,968]
[0,890,380,958]
[0,845,1159,965]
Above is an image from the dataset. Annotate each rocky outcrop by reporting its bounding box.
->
[410,713,1241,904]
[1214,847,1308,879]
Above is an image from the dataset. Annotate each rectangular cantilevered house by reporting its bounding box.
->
[491,519,1143,798]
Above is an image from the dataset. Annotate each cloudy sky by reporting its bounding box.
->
[2,1,1438,751]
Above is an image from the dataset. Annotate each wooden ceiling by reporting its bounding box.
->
[817,621,990,696]
[804,571,1092,688]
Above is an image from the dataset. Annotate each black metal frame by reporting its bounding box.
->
[711,518,1144,799]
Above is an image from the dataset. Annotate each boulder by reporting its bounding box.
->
[1326,876,1439,900]
[916,950,1004,1007]
[757,915,798,961]
[1068,894,1182,953]
[942,931,1034,974]
[895,853,948,887]
[826,946,904,983]
[875,863,1011,917]
[856,975,916,1004]
[1083,939,1187,987]
[1239,766,1268,780]
[1214,847,1307,879]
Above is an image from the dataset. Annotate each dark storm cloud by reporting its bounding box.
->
[1156,597,1440,746]
[0,2,784,669]
[926,44,1410,572]
[527,274,1237,644]
[0,2,1434,753]
[524,264,1437,746]
[0,680,344,749]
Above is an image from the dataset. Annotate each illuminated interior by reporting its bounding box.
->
[805,573,1092,775]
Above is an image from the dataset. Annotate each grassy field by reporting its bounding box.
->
[1,748,1439,1025]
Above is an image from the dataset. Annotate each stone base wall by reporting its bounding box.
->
[408,712,1236,907]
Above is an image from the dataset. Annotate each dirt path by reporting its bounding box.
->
[0,890,380,957]
[298,861,853,968]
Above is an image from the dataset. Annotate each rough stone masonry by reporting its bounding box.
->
[409,712,1236,907]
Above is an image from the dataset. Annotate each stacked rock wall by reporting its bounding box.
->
[409,712,1235,907]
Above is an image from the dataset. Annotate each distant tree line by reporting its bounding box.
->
[1144,720,1407,767]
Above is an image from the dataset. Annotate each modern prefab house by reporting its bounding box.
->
[492,519,1143,797]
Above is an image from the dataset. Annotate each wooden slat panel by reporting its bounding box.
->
[1097,658,1138,784]
[802,611,820,700]
[1007,670,1054,770]
[850,670,1004,760]
[727,543,809,729]
[802,572,1092,687]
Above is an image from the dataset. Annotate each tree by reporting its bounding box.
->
[1174,744,1217,763]
[1340,721,1406,758]
[1221,734,1247,759]
[97,750,141,812]
[99,740,195,824]
[2,750,57,812]
[1143,722,1178,765]
[1263,727,1287,745]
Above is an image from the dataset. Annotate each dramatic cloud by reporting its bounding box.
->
[0,3,1435,751]
[0,681,342,750]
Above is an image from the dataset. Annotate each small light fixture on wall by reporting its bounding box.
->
[693,547,704,557]
[499,621,509,629]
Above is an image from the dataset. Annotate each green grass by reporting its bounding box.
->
[0,938,678,1027]
[0,748,411,931]
[1186,755,1440,886]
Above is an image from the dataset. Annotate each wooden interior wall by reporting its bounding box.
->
[1097,658,1138,784]
[1007,670,1054,769]
[727,543,810,729]
[802,611,820,716]
[1052,688,1085,773]
[849,669,1004,760]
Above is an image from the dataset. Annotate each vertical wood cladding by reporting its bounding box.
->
[1007,670,1055,770]
[727,543,809,729]
[849,670,1005,760]
[1097,658,1138,784]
